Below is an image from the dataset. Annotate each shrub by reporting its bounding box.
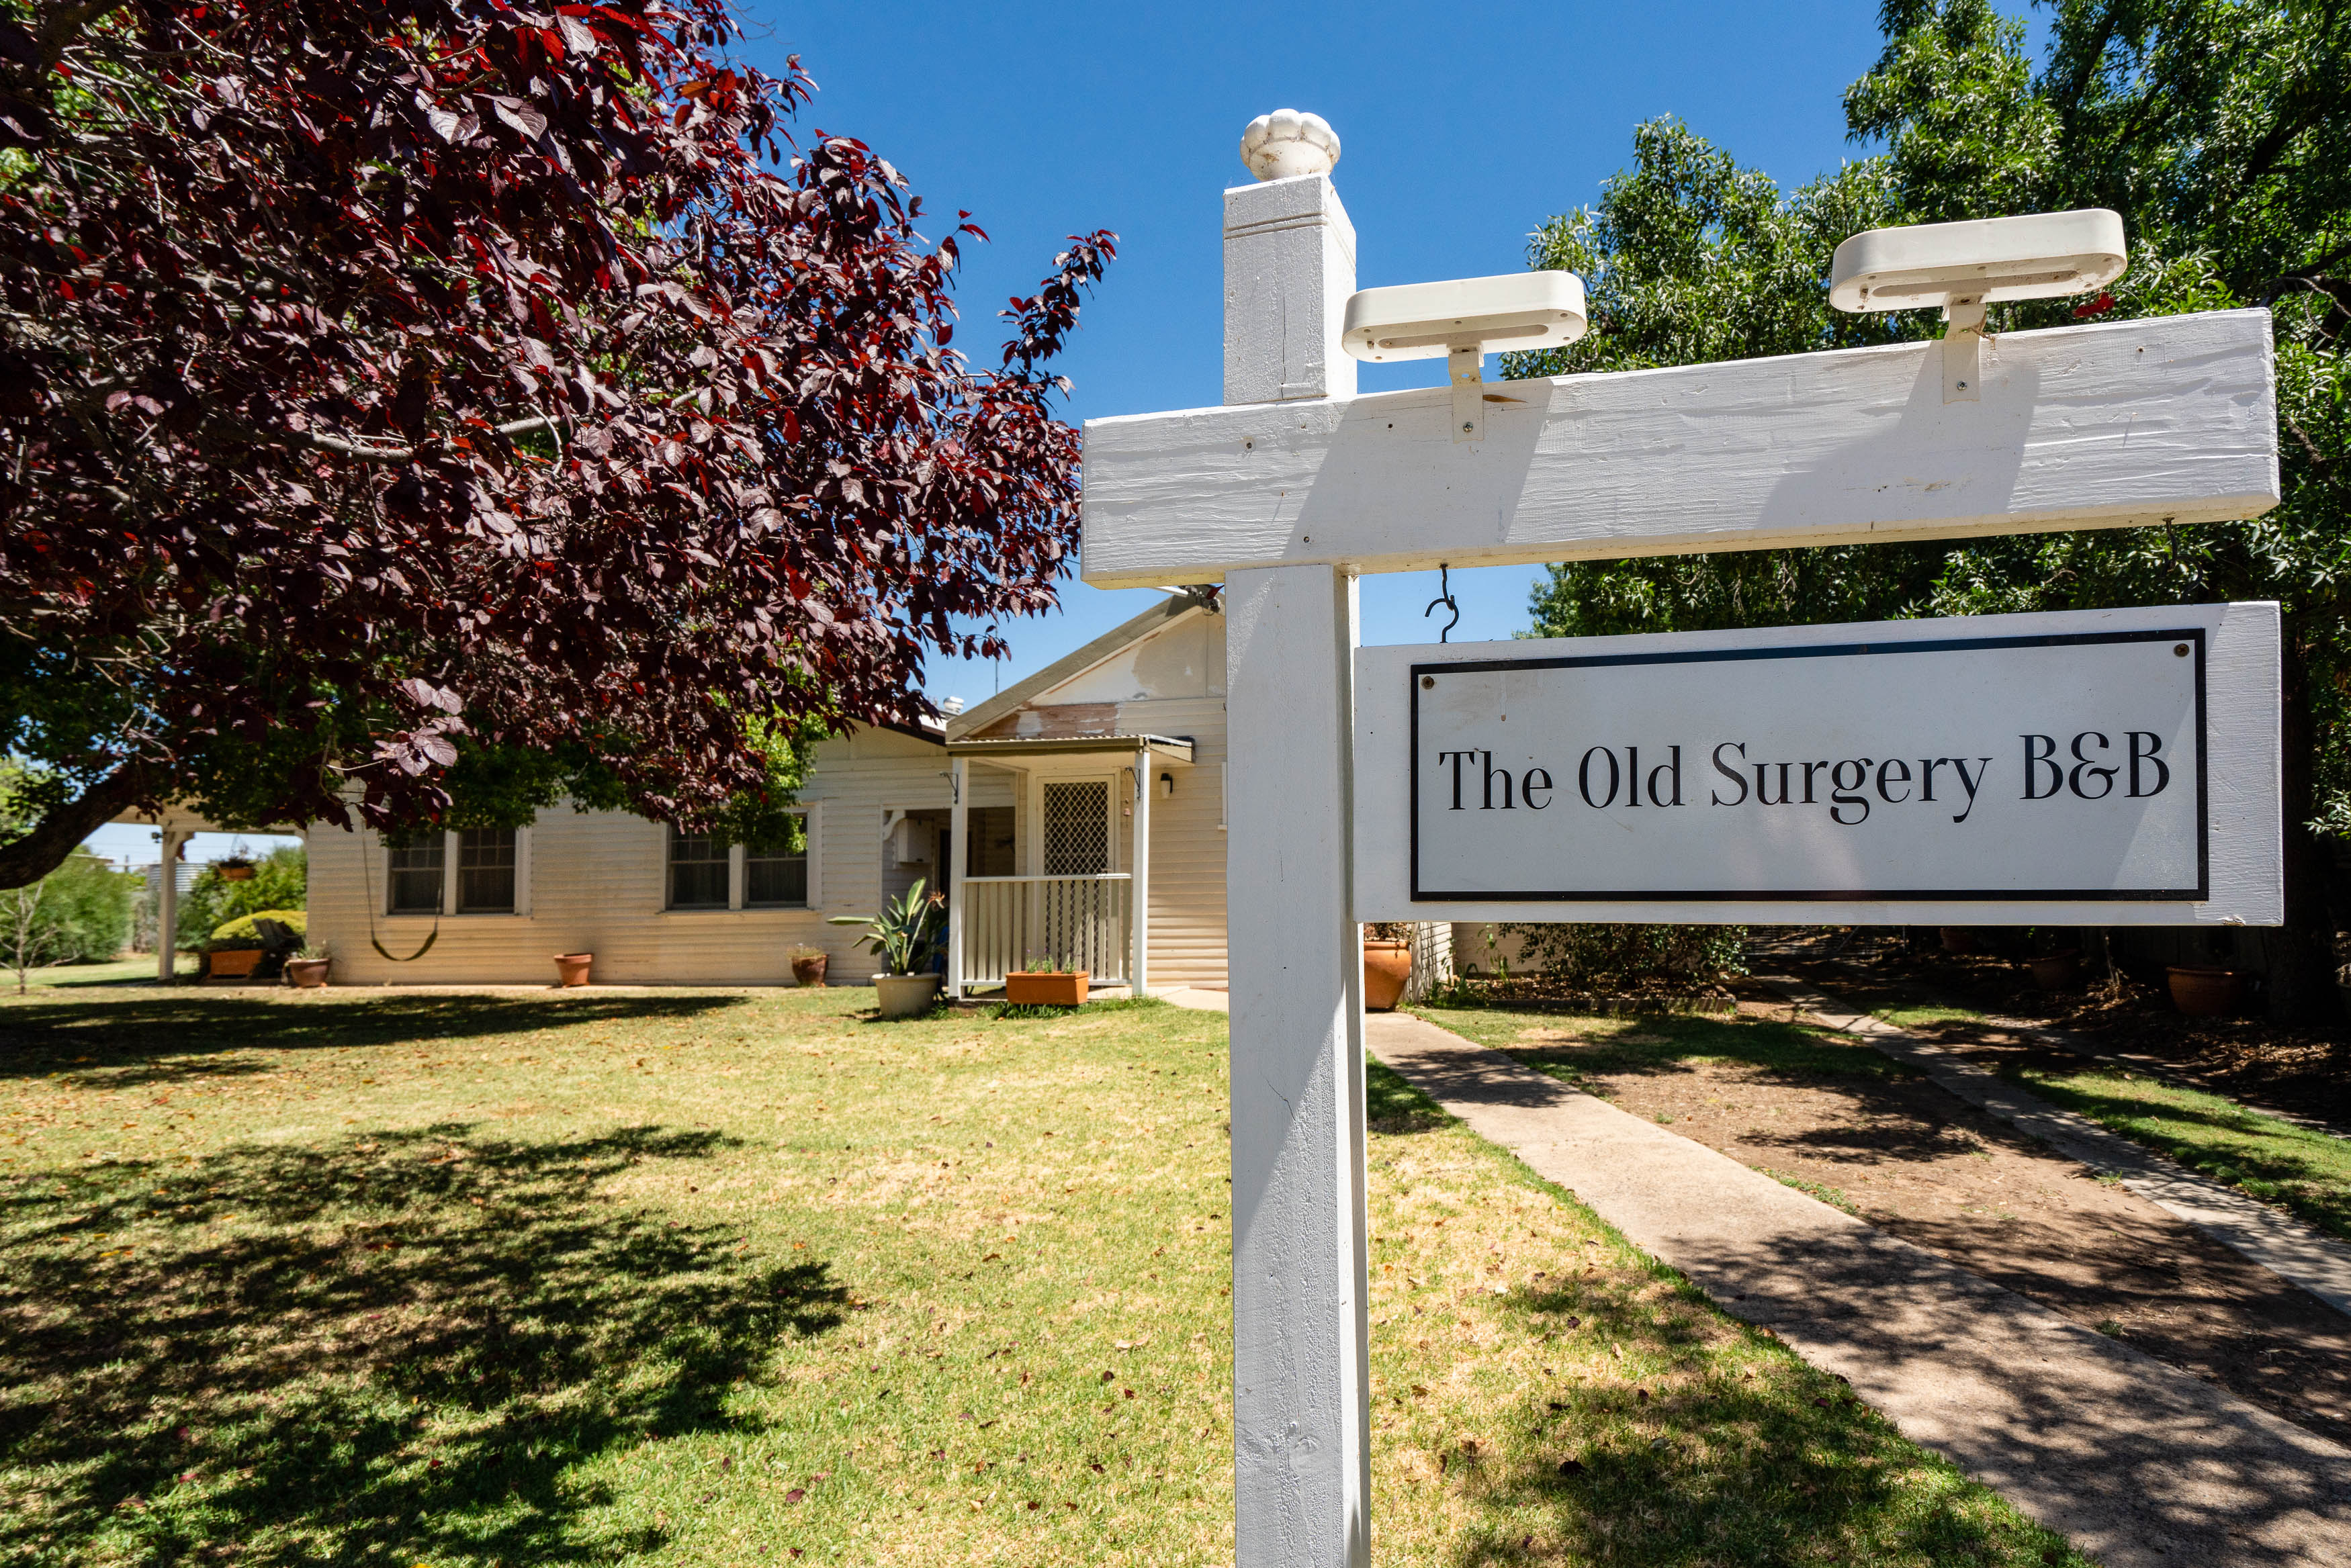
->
[1493,922,1748,993]
[175,846,306,951]
[1,849,137,968]
[208,911,307,951]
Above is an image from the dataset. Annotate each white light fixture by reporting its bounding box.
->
[1829,209,2126,404]
[1159,772,1175,798]
[1341,271,1587,443]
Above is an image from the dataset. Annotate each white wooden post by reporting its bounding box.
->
[1221,116,1372,1568]
[947,754,968,1000]
[156,828,184,984]
[1130,740,1151,996]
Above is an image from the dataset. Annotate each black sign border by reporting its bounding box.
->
[1408,628,2209,903]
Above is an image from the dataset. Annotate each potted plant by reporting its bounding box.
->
[2166,965,2242,1017]
[789,943,829,988]
[553,952,594,987]
[285,945,331,988]
[2026,950,2081,990]
[1006,952,1088,1007]
[215,854,255,883]
[206,935,265,979]
[829,878,945,1018]
[1363,922,1413,1012]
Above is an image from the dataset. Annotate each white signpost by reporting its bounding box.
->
[1079,110,2283,1568]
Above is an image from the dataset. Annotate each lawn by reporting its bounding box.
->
[0,986,2086,1567]
[2016,1066,2351,1244]
[5,956,195,990]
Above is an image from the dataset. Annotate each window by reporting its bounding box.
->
[456,829,517,914]
[744,815,810,908]
[387,832,444,914]
[668,829,730,910]
[1043,780,1110,874]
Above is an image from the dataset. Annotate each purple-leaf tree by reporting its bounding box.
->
[0,0,1112,885]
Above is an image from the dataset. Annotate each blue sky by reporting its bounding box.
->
[93,2,1920,868]
[739,0,1900,706]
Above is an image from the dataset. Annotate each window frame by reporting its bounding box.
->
[664,805,819,913]
[381,825,532,917]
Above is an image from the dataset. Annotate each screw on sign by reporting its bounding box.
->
[1076,113,2281,1566]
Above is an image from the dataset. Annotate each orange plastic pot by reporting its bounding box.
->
[1364,939,1412,1012]
[553,952,593,987]
[207,948,263,978]
[285,958,330,988]
[1005,971,1089,1007]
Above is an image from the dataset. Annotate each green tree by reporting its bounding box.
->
[1517,1,2351,1021]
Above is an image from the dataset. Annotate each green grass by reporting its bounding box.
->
[2015,1066,2351,1243]
[3,955,195,990]
[1756,1168,1863,1216]
[0,987,2088,1566]
[1409,1004,1916,1087]
[1871,1003,1984,1030]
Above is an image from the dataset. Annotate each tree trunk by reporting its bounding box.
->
[0,765,146,890]
[2262,619,2338,1023]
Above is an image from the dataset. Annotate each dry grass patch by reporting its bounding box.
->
[0,987,2086,1566]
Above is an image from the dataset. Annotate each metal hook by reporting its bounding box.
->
[1424,562,1460,643]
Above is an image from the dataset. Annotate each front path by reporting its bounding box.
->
[1366,1011,2351,1568]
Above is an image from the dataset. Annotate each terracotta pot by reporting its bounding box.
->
[2027,951,2080,991]
[791,953,829,988]
[1939,927,1978,956]
[1006,970,1089,1007]
[207,948,263,978]
[553,952,593,987]
[875,972,940,1018]
[2167,965,2242,1017]
[216,864,254,882]
[1364,939,1413,1012]
[285,957,330,989]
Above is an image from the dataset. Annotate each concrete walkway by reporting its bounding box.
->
[1364,1010,2351,1568]
[1759,972,2351,1322]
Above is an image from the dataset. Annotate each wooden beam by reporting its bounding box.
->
[1081,308,2278,588]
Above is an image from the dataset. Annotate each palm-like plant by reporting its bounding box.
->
[828,880,944,976]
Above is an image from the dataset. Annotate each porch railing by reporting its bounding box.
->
[959,874,1131,990]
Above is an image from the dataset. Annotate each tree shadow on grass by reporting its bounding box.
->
[1430,1279,2086,1567]
[1476,1012,1917,1088]
[0,993,754,1085]
[0,1121,846,1566]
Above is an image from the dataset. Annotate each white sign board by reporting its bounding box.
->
[1355,602,2282,927]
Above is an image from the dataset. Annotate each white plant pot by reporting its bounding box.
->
[874,972,941,1019]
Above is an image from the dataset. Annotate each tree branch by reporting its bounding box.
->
[0,764,146,890]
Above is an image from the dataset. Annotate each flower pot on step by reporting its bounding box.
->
[875,972,940,1018]
[285,958,330,989]
[553,952,593,987]
[1363,939,1412,1012]
[791,953,829,988]
[2027,951,2080,991]
[207,948,263,979]
[1006,971,1089,1007]
[2167,965,2242,1017]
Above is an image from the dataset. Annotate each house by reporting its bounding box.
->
[304,592,1244,990]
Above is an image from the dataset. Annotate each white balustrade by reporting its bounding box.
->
[958,874,1132,990]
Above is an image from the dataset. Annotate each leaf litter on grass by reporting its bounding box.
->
[0,988,2089,1565]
